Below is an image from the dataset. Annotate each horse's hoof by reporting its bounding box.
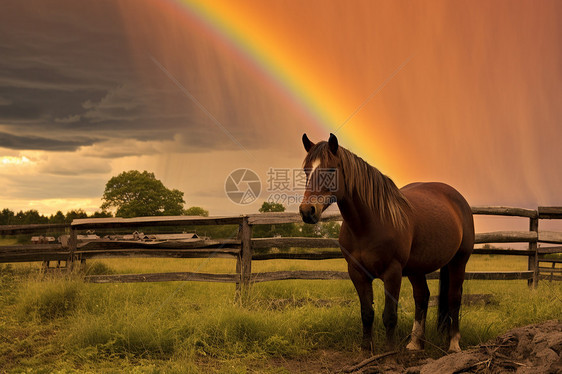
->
[406,341,424,351]
[447,341,462,353]
[448,333,461,353]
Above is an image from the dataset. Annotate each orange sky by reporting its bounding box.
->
[120,1,562,206]
[1,0,562,224]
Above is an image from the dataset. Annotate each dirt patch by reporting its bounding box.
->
[344,320,562,374]
[267,350,363,373]
[263,320,562,373]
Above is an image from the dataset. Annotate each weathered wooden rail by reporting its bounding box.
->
[1,206,562,288]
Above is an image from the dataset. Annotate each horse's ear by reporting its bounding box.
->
[302,133,314,152]
[328,133,338,155]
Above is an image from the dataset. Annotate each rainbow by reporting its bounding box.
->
[157,0,401,171]
[177,1,332,127]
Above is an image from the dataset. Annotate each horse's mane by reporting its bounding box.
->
[304,142,411,230]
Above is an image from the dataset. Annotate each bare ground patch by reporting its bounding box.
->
[258,320,562,373]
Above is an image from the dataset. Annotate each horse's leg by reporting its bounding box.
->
[406,274,429,351]
[348,263,374,352]
[445,254,470,353]
[382,261,402,349]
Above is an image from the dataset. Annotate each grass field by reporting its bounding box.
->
[1,254,560,373]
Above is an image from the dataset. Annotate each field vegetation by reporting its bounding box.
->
[1,254,561,373]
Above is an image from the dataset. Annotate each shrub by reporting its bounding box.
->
[17,278,82,321]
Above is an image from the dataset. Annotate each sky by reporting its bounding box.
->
[1,0,562,232]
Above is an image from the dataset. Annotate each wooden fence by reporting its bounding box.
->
[1,207,562,290]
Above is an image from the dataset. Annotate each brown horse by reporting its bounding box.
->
[299,133,474,353]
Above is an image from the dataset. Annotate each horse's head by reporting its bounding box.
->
[299,133,343,224]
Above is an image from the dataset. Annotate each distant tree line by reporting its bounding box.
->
[0,208,111,225]
[0,171,341,240]
[0,170,210,226]
[0,206,211,226]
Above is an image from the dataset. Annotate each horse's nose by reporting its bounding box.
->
[309,206,316,215]
[299,204,318,224]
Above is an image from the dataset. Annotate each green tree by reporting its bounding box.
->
[259,202,285,213]
[101,170,185,218]
[184,206,209,217]
[254,202,299,238]
[318,221,341,238]
[65,209,88,223]
[0,208,15,225]
[49,211,66,224]
[14,210,48,224]
[299,222,320,237]
[89,211,113,218]
[297,221,341,238]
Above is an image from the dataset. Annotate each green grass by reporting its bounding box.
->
[0,256,560,373]
[0,238,18,246]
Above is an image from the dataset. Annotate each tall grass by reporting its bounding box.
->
[17,276,82,321]
[1,257,561,373]
[63,279,360,359]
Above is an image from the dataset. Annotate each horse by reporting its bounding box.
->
[299,133,474,353]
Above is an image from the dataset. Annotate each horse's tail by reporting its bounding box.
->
[437,265,450,332]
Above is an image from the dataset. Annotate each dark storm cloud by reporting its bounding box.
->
[0,131,97,151]
[0,0,227,153]
[0,0,290,155]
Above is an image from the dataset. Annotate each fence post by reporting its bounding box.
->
[528,215,539,288]
[68,227,78,272]
[236,217,253,295]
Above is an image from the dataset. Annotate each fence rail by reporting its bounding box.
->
[1,206,561,289]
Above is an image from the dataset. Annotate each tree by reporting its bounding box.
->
[65,209,88,222]
[0,208,15,225]
[49,211,66,224]
[254,202,298,238]
[101,170,186,218]
[319,221,341,238]
[300,222,320,237]
[259,202,285,213]
[90,211,113,218]
[14,210,48,225]
[184,206,209,217]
